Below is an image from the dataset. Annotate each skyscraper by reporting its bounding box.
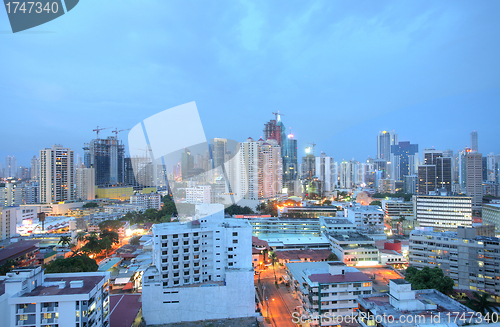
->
[315,153,334,192]
[470,131,478,152]
[418,165,436,195]
[377,131,398,161]
[390,141,419,181]
[84,136,125,186]
[465,152,483,209]
[181,148,194,180]
[211,138,227,169]
[5,155,17,178]
[30,155,39,181]
[40,145,74,203]
[75,167,96,200]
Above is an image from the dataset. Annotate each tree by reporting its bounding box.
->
[370,200,382,207]
[130,235,141,246]
[100,230,119,245]
[58,235,72,248]
[99,237,113,257]
[76,231,87,243]
[257,200,278,216]
[44,255,98,273]
[84,232,102,255]
[269,251,278,283]
[82,202,99,208]
[466,291,495,315]
[323,200,332,206]
[225,204,255,216]
[98,220,123,232]
[327,253,339,261]
[0,259,15,275]
[405,266,454,295]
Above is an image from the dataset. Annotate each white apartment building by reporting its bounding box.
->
[326,233,379,266]
[40,145,75,203]
[315,153,334,192]
[286,261,372,322]
[409,227,500,293]
[0,267,110,327]
[381,199,414,221]
[413,194,472,231]
[319,217,356,234]
[0,207,17,241]
[0,183,23,206]
[129,193,161,210]
[75,167,96,201]
[185,185,212,204]
[237,137,282,201]
[342,205,385,238]
[142,204,255,324]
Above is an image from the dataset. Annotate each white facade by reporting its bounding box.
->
[344,205,385,236]
[40,145,75,203]
[0,183,23,206]
[315,153,334,192]
[0,207,17,240]
[413,195,472,231]
[465,152,483,209]
[186,185,212,204]
[75,167,96,201]
[326,233,379,266]
[129,193,161,210]
[142,205,255,324]
[0,267,110,327]
[482,203,500,234]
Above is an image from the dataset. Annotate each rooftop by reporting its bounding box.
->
[274,249,332,261]
[309,271,371,283]
[321,218,353,225]
[0,240,40,265]
[109,294,142,327]
[327,232,374,242]
[286,261,370,287]
[20,274,107,297]
[256,233,330,247]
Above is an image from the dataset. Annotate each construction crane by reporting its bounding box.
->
[112,128,131,137]
[306,142,316,155]
[272,111,284,121]
[93,126,112,139]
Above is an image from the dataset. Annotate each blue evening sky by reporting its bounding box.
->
[1,1,499,166]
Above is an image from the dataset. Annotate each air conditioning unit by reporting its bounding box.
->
[17,321,24,326]
[53,318,59,323]
[42,319,48,324]
[17,308,24,314]
[42,307,48,312]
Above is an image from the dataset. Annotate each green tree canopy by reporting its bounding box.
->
[129,235,141,246]
[100,230,119,245]
[82,202,99,208]
[225,204,255,216]
[44,255,98,273]
[466,291,495,315]
[98,220,123,232]
[405,266,454,295]
[327,253,339,261]
[58,235,72,247]
[369,200,382,207]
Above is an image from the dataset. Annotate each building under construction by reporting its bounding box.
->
[83,136,125,186]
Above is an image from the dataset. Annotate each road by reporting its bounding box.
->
[256,267,296,327]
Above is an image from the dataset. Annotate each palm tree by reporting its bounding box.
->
[466,291,495,315]
[58,236,72,248]
[99,237,113,257]
[76,231,86,243]
[84,232,102,255]
[269,251,278,283]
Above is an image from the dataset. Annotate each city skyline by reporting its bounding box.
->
[1,1,500,164]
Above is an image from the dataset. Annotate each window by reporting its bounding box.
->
[174,280,179,285]
[184,271,190,276]
[363,282,371,287]
[184,233,189,237]
[20,315,28,321]
[184,278,189,283]
[233,232,238,236]
[163,274,168,278]
[233,239,238,244]
[193,232,199,236]
[173,234,178,238]
[228,247,233,251]
[163,282,168,286]
[173,242,178,246]
[174,272,179,277]
[184,263,189,268]
[184,241,189,245]
[184,255,189,260]
[173,265,179,269]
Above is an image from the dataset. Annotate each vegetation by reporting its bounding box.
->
[98,220,123,232]
[323,199,332,206]
[257,200,278,216]
[82,202,99,208]
[327,253,339,261]
[372,192,413,201]
[121,195,195,224]
[269,251,278,283]
[44,255,98,273]
[130,235,141,246]
[405,266,454,295]
[369,200,382,207]
[225,204,254,216]
[465,291,495,315]
[58,235,72,248]
[99,229,120,245]
[0,259,16,275]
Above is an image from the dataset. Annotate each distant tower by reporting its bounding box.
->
[30,155,39,181]
[40,145,75,203]
[377,131,398,161]
[470,131,478,152]
[465,152,483,209]
[390,141,419,181]
[83,136,125,186]
[5,155,17,178]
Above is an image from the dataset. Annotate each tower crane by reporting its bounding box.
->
[93,126,112,139]
[306,142,316,155]
[272,111,284,121]
[112,128,131,137]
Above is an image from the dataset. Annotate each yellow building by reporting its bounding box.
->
[95,186,157,201]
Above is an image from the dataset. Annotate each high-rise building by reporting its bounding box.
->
[5,155,17,178]
[40,145,75,203]
[436,156,452,192]
[403,175,417,194]
[315,153,334,192]
[30,155,39,181]
[390,141,418,181]
[0,182,23,206]
[413,194,472,231]
[470,131,478,152]
[465,152,483,209]
[181,148,194,180]
[83,136,125,186]
[142,205,254,324]
[417,165,436,195]
[301,154,315,180]
[377,130,398,161]
[409,227,500,292]
[211,138,227,170]
[237,138,282,200]
[75,167,96,200]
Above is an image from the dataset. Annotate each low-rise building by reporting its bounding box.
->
[358,279,473,327]
[319,217,356,234]
[185,185,212,204]
[130,193,161,210]
[0,267,110,327]
[286,261,372,321]
[0,240,40,267]
[413,194,472,231]
[249,217,321,236]
[275,249,333,264]
[326,233,379,266]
